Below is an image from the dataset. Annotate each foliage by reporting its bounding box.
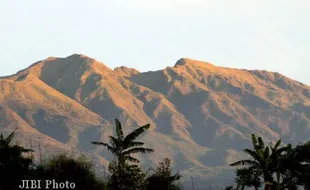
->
[92,119,154,166]
[108,161,147,190]
[1,124,310,190]
[282,141,310,190]
[91,119,154,190]
[147,158,182,190]
[0,120,183,190]
[0,129,34,190]
[5,122,309,190]
[31,153,106,190]
[234,168,261,190]
[230,134,310,190]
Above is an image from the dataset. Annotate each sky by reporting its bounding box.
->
[0,0,309,84]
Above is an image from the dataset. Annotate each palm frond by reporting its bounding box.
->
[108,135,119,148]
[251,134,258,146]
[273,139,282,151]
[122,147,154,155]
[5,128,17,144]
[264,147,270,158]
[258,137,265,149]
[286,143,292,151]
[271,146,290,159]
[115,119,124,140]
[230,160,259,167]
[128,164,140,170]
[243,149,261,161]
[9,144,34,153]
[91,141,106,145]
[256,148,265,159]
[124,155,140,163]
[127,141,144,147]
[18,146,34,153]
[91,141,115,152]
[123,124,150,148]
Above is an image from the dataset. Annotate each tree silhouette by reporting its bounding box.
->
[283,141,310,189]
[230,134,290,190]
[147,158,182,190]
[91,119,154,190]
[91,119,154,166]
[234,168,261,190]
[108,161,147,190]
[32,154,105,190]
[0,129,34,190]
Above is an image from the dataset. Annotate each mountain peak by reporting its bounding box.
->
[114,66,140,77]
[46,56,57,61]
[63,54,112,71]
[174,58,191,66]
[174,58,214,68]
[67,53,90,59]
[3,54,112,83]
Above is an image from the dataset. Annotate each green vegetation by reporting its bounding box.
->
[1,121,309,189]
[31,154,106,190]
[147,158,182,190]
[91,119,154,190]
[228,134,310,190]
[0,119,182,190]
[0,129,34,190]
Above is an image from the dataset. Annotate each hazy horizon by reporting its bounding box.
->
[1,0,309,84]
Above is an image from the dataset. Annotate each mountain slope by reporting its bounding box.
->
[0,104,74,160]
[1,55,310,188]
[7,54,156,129]
[129,58,310,145]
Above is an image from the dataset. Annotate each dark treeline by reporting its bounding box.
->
[226,134,310,190]
[0,119,182,190]
[0,119,309,190]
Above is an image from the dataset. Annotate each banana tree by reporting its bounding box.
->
[230,134,289,190]
[91,119,154,166]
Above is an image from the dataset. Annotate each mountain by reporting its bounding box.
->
[1,54,310,188]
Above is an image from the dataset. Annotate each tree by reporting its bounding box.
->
[225,186,235,190]
[234,168,261,190]
[108,161,147,190]
[295,142,310,189]
[147,158,182,190]
[91,119,154,190]
[91,119,154,166]
[230,134,290,190]
[32,153,106,190]
[283,141,310,189]
[0,129,34,190]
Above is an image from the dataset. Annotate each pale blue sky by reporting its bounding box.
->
[1,0,309,84]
